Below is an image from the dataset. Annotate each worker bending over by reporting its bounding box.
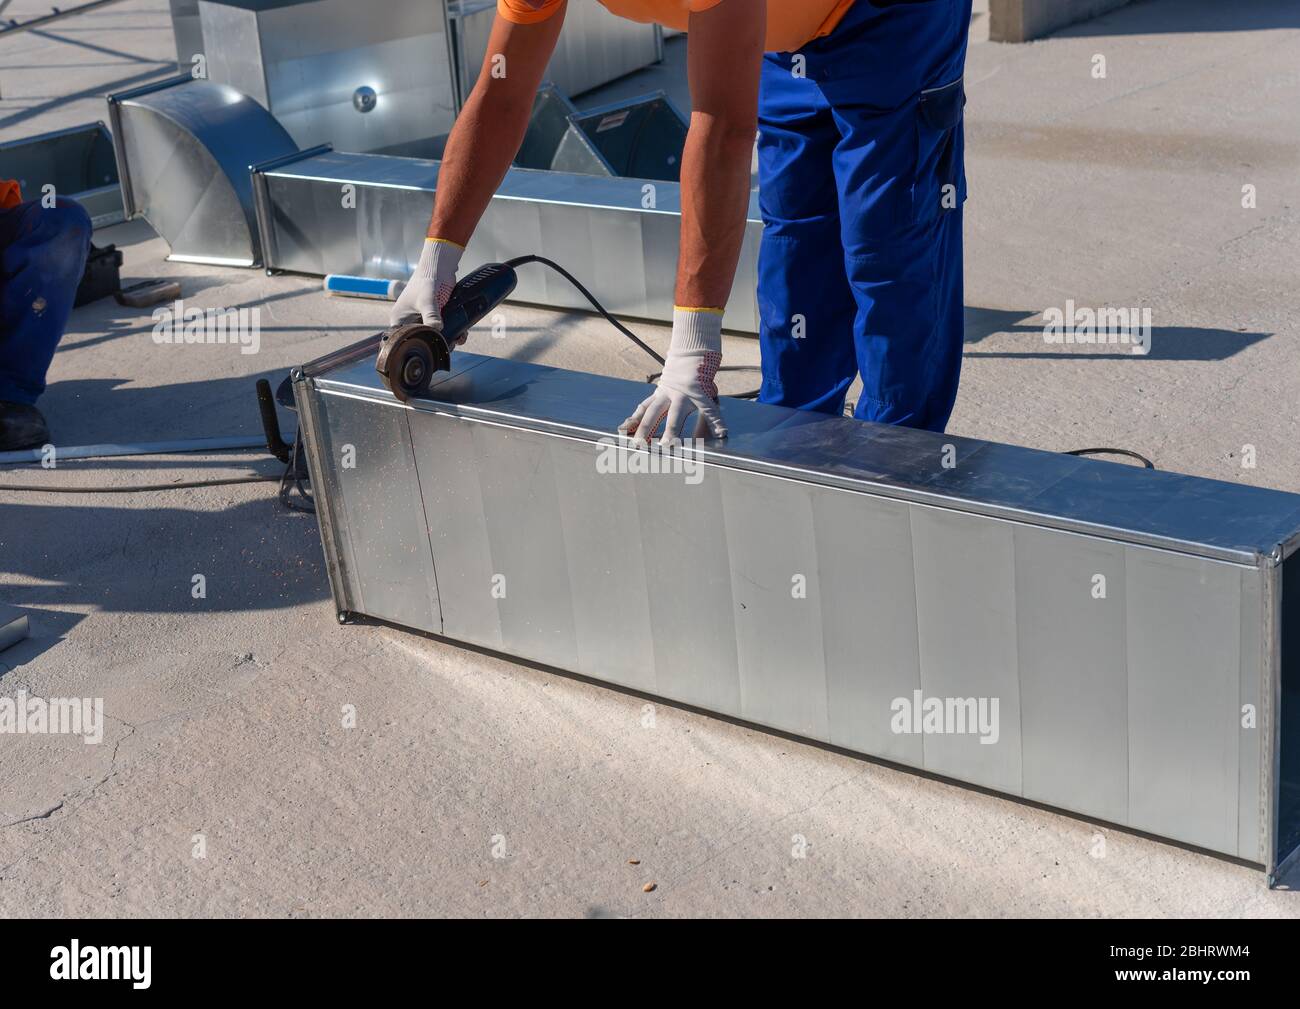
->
[393,0,971,440]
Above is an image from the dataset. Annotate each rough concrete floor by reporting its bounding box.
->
[1,0,1298,917]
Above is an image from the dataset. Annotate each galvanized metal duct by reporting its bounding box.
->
[107,74,297,266]
[197,0,459,158]
[448,0,662,108]
[550,91,688,182]
[168,0,204,66]
[0,122,124,228]
[252,148,763,330]
[513,83,582,172]
[293,342,1300,883]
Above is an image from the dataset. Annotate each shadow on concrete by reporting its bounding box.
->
[0,65,174,131]
[0,496,327,615]
[1056,0,1300,37]
[963,306,1270,361]
[0,607,87,674]
[34,369,293,456]
[0,370,328,617]
[61,284,334,346]
[24,27,173,65]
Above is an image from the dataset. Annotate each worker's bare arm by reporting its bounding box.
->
[676,0,765,309]
[426,8,567,243]
[618,0,764,443]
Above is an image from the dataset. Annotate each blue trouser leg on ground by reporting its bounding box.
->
[0,198,93,405]
[756,0,972,432]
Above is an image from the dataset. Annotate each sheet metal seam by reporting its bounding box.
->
[404,407,447,635]
[1263,559,1281,877]
[294,375,354,617]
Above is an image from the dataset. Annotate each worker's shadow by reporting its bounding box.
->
[963,307,1270,361]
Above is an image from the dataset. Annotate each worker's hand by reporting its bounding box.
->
[619,307,729,446]
[390,238,464,340]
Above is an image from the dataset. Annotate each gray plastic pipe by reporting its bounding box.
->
[0,436,265,466]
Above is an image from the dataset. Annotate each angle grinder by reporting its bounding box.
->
[375,261,518,402]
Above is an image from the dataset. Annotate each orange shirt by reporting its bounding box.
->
[497,0,855,54]
[0,179,21,211]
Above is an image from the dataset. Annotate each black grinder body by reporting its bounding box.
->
[376,261,518,402]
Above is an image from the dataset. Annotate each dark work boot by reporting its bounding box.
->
[0,401,50,451]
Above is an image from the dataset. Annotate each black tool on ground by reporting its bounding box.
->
[256,378,293,464]
[254,377,313,512]
[73,242,122,307]
[115,277,180,309]
[376,261,518,402]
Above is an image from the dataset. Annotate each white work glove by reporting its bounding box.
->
[389,237,464,339]
[619,307,728,446]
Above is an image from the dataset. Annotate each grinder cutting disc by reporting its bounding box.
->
[375,323,452,402]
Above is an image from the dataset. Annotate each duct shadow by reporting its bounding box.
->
[31,368,294,451]
[963,306,1271,362]
[0,369,334,616]
[0,496,328,615]
[1053,0,1300,37]
[0,607,85,675]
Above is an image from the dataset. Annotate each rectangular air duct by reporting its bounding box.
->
[448,0,662,109]
[168,0,204,66]
[550,92,688,182]
[252,148,763,330]
[293,341,1300,883]
[0,123,124,228]
[512,83,581,172]
[197,0,458,158]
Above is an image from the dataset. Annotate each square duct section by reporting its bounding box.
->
[197,0,458,157]
[550,92,688,182]
[292,343,1300,884]
[0,123,124,228]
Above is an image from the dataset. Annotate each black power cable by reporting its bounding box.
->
[1066,447,1155,469]
[0,474,279,493]
[506,255,667,365]
[507,255,763,399]
[277,426,315,513]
